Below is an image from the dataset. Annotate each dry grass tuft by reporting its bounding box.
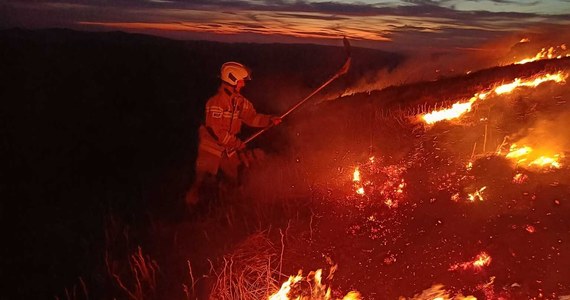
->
[106,246,160,300]
[209,232,280,300]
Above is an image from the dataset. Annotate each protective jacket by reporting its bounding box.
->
[198,84,272,157]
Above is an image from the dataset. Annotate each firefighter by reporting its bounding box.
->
[185,62,281,207]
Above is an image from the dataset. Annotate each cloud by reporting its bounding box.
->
[2,0,570,51]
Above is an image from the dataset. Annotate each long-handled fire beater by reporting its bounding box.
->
[228,37,351,157]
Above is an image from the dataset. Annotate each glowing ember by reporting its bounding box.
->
[512,173,528,184]
[467,186,487,202]
[353,167,361,182]
[396,180,406,193]
[450,252,492,271]
[525,225,536,233]
[268,269,361,300]
[451,193,460,202]
[421,72,567,124]
[349,158,407,204]
[514,45,570,65]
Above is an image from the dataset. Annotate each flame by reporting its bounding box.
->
[467,186,486,202]
[352,167,366,195]
[514,45,570,65]
[422,94,481,124]
[494,73,566,95]
[269,272,303,300]
[529,156,561,169]
[421,72,567,124]
[505,144,532,159]
[449,252,492,271]
[472,252,492,268]
[342,292,362,300]
[403,284,477,300]
[268,269,361,300]
[502,144,563,170]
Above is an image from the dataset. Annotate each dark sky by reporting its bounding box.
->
[2,0,570,51]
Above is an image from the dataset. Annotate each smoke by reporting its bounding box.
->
[501,24,570,64]
[333,24,570,99]
[513,109,570,155]
[332,46,503,99]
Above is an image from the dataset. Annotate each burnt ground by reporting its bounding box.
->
[264,59,570,299]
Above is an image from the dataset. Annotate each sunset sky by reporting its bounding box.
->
[2,0,570,50]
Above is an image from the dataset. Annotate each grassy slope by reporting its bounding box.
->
[2,28,569,299]
[0,28,401,299]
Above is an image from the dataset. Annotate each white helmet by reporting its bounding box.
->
[220,62,251,86]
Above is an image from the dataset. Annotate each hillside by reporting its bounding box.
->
[0,28,402,299]
[2,28,570,299]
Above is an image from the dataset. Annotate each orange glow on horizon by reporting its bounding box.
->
[78,19,392,41]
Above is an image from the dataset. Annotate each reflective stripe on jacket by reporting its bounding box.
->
[199,83,271,156]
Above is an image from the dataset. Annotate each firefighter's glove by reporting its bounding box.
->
[231,139,246,151]
[270,116,282,126]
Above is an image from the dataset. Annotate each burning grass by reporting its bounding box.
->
[269,268,361,300]
[514,44,570,65]
[420,71,567,124]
